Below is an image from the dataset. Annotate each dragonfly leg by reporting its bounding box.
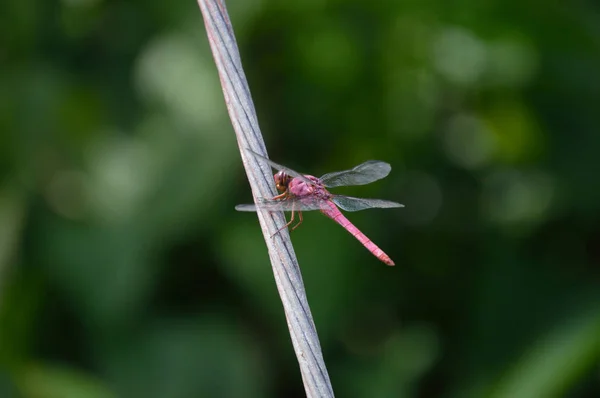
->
[270,205,296,238]
[291,211,303,230]
[271,192,287,201]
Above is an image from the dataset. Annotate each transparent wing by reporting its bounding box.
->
[245,149,315,185]
[332,195,404,212]
[320,160,391,188]
[235,196,327,212]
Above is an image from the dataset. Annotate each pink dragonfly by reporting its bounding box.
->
[236,150,404,266]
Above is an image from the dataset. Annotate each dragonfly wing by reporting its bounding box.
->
[235,204,262,212]
[235,196,327,212]
[320,160,392,187]
[245,149,315,185]
[332,195,404,212]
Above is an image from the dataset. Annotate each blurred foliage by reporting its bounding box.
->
[1,0,599,397]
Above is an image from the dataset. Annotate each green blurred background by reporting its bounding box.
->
[1,0,599,397]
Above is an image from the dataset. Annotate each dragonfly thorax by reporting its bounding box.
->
[288,175,321,198]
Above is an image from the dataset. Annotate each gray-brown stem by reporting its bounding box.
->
[196,1,334,396]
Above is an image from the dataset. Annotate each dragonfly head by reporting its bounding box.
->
[274,171,291,192]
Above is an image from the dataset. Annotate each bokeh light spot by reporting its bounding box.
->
[432,26,487,86]
[443,113,496,169]
[86,134,154,222]
[482,169,555,227]
[485,38,538,88]
[135,33,225,130]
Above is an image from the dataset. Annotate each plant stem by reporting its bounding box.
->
[196,1,334,396]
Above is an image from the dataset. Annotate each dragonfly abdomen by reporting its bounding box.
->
[322,202,395,266]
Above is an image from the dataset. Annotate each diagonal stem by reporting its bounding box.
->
[196,1,334,396]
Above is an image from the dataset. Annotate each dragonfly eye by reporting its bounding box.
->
[274,171,289,192]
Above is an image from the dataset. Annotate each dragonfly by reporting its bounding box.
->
[236,149,404,266]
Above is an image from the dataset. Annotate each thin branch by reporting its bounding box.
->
[196,1,334,396]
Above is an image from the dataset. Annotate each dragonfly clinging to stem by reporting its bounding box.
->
[236,149,404,266]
